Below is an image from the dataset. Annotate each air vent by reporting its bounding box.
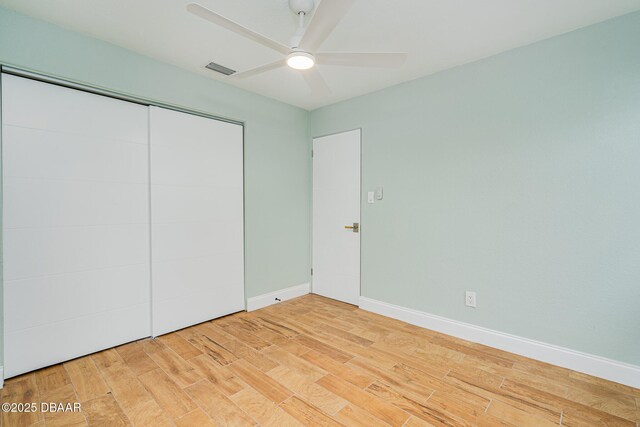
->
[205,62,236,76]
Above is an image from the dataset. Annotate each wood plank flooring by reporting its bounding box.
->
[1,294,638,426]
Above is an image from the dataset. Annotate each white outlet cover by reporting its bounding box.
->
[367,191,375,204]
[465,291,477,308]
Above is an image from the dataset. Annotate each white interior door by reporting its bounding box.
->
[312,129,361,305]
[150,107,245,336]
[2,74,151,378]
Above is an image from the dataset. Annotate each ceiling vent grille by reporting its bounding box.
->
[205,62,236,76]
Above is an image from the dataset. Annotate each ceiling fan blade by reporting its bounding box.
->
[229,60,286,79]
[298,0,356,52]
[316,52,408,68]
[301,67,331,97]
[187,3,290,55]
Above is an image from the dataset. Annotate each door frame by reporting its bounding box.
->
[311,127,363,306]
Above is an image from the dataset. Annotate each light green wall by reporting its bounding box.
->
[0,7,311,364]
[311,11,640,365]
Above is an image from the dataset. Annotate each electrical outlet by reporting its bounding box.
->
[465,291,477,308]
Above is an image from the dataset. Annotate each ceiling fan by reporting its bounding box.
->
[187,0,408,97]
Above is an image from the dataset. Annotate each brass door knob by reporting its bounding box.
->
[344,223,359,233]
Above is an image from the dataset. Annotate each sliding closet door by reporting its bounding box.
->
[150,107,244,336]
[2,75,151,377]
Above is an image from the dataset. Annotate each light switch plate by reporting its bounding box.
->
[375,186,383,200]
[367,191,375,204]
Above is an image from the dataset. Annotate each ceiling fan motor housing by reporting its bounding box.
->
[289,0,315,15]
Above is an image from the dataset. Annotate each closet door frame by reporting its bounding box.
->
[0,66,244,127]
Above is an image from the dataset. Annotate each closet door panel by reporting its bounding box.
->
[2,75,147,143]
[3,125,148,182]
[4,179,148,229]
[4,225,149,280]
[2,74,151,378]
[150,106,244,337]
[152,252,244,334]
[7,306,151,379]
[152,253,244,301]
[5,265,150,332]
[152,185,243,223]
[151,144,243,186]
[151,221,243,261]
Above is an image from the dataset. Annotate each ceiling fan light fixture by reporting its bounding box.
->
[287,51,315,70]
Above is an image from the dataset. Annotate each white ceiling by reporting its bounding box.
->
[2,0,639,110]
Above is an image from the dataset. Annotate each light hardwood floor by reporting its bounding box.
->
[1,294,638,427]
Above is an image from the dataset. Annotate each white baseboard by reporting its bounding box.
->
[359,297,640,389]
[0,367,3,389]
[246,283,310,312]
